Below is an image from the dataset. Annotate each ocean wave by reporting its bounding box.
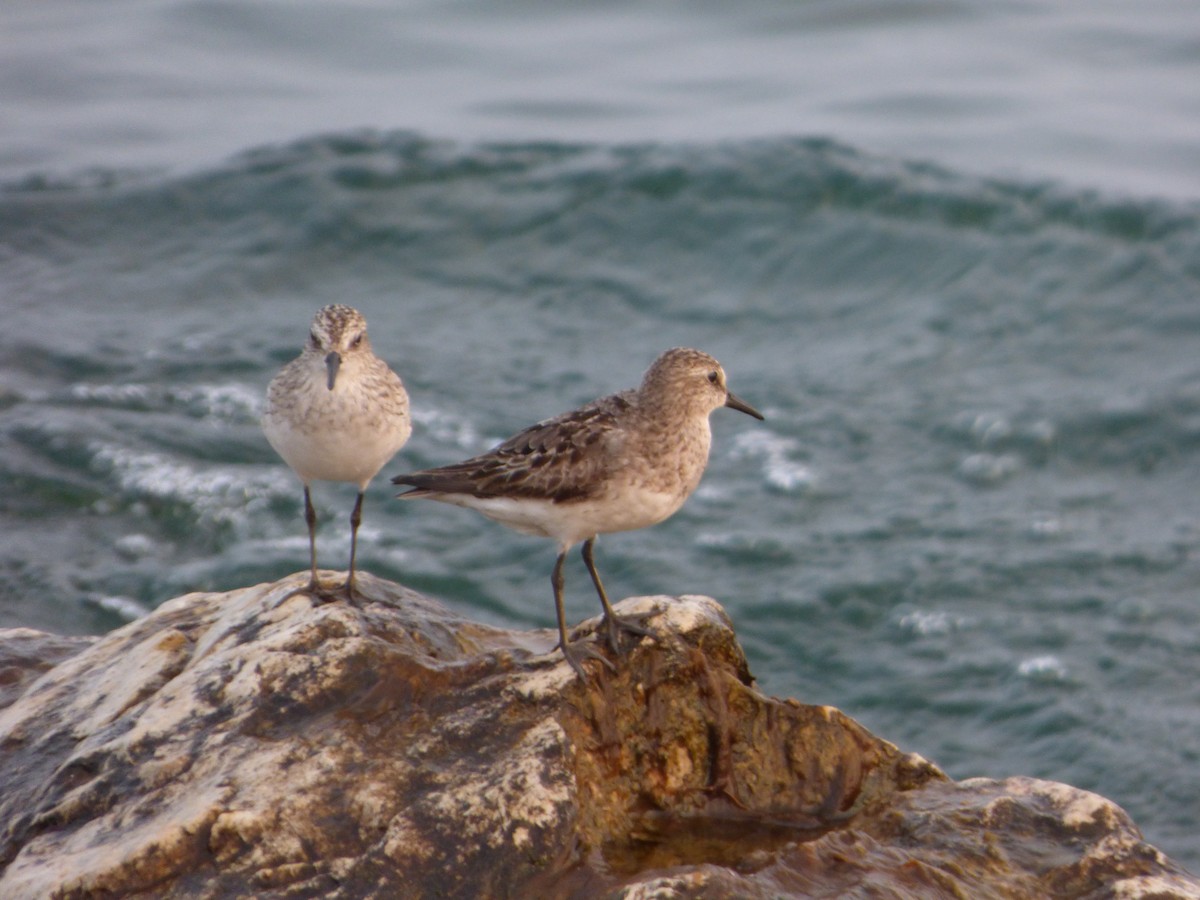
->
[729,430,815,494]
[65,382,262,423]
[81,593,154,623]
[894,608,972,638]
[86,441,291,529]
[410,405,486,454]
[5,126,1200,873]
[1015,655,1070,683]
[7,131,1198,258]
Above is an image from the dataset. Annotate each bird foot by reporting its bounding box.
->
[600,610,659,655]
[312,582,349,604]
[274,577,347,607]
[558,638,616,681]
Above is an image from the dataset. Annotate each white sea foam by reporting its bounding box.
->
[958,452,1020,485]
[169,383,263,421]
[1016,655,1068,681]
[88,441,293,527]
[83,594,153,621]
[68,383,153,405]
[69,381,262,423]
[953,411,1056,450]
[691,483,730,503]
[730,430,814,493]
[113,533,158,560]
[969,412,1013,446]
[1027,514,1064,538]
[896,609,968,637]
[411,406,484,452]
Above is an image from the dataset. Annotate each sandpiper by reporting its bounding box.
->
[263,304,411,599]
[391,347,763,679]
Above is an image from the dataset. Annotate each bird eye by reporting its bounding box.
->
[350,334,364,349]
[308,331,320,348]
[707,371,720,385]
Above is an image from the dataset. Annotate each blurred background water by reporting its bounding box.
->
[3,0,1200,871]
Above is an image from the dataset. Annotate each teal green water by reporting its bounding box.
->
[4,0,1200,873]
[4,134,1199,869]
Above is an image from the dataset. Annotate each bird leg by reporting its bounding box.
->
[277,486,336,605]
[345,490,365,600]
[304,486,320,592]
[581,537,657,654]
[552,549,612,680]
[293,486,343,603]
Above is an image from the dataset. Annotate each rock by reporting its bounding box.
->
[0,629,96,712]
[0,573,1195,899]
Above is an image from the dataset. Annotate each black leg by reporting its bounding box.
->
[551,548,611,680]
[346,491,365,600]
[304,486,319,592]
[551,551,585,680]
[581,537,656,654]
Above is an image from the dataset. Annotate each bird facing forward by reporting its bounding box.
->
[263,304,411,599]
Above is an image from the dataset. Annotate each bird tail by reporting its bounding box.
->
[391,471,473,499]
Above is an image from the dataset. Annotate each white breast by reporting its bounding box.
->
[428,487,686,546]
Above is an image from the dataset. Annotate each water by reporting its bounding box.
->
[3,0,1200,872]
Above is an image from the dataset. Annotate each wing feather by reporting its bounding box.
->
[393,392,633,503]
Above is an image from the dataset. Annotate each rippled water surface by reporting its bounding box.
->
[3,0,1200,872]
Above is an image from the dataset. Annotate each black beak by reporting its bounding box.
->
[725,390,764,420]
[325,351,341,391]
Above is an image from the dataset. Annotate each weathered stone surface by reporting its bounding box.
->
[0,573,1195,899]
[0,628,96,712]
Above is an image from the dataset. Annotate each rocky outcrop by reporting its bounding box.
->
[0,629,95,712]
[0,574,1195,899]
